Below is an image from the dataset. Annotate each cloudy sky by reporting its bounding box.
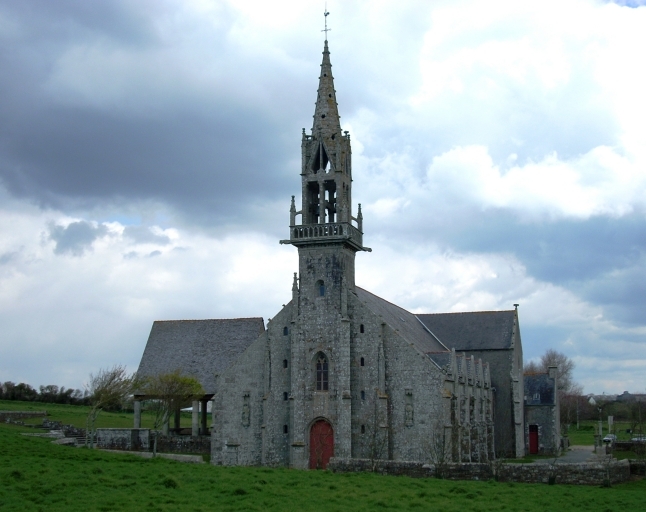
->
[1,0,644,395]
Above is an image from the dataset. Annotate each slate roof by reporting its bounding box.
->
[416,310,516,351]
[355,288,446,355]
[136,318,265,394]
[524,373,556,406]
[427,352,451,369]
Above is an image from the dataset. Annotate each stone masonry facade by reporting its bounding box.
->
[210,40,496,468]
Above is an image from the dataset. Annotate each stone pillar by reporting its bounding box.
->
[319,181,326,223]
[201,399,208,435]
[337,316,352,459]
[133,400,141,428]
[192,400,199,437]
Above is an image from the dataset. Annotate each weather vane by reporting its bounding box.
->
[322,6,330,40]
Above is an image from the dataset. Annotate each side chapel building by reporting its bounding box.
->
[136,40,526,469]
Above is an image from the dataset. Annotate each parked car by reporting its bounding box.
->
[602,434,617,443]
[631,435,646,443]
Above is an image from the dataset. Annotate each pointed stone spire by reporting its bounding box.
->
[312,40,341,137]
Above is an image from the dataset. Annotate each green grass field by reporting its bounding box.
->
[1,422,645,512]
[563,421,635,446]
[0,400,193,430]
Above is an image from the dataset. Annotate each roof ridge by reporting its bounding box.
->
[153,317,264,323]
[417,310,515,316]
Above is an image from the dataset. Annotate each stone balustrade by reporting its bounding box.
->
[286,222,363,248]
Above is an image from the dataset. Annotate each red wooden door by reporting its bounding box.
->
[529,425,539,454]
[309,420,334,469]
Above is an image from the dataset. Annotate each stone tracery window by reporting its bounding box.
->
[316,353,329,391]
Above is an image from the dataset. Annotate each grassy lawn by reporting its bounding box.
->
[0,400,194,430]
[563,421,634,446]
[1,423,645,512]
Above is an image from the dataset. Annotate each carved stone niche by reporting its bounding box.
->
[404,388,414,427]
[241,392,251,428]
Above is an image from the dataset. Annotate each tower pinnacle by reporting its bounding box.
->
[280,39,369,256]
[312,40,341,136]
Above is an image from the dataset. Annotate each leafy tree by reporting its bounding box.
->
[139,371,204,456]
[1,382,39,401]
[85,365,137,448]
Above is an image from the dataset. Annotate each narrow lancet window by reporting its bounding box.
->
[316,354,329,391]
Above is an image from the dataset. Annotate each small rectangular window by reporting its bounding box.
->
[361,390,365,400]
[283,425,289,434]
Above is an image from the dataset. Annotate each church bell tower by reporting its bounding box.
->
[281,40,370,305]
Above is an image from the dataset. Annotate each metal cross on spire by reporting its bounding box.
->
[322,7,330,40]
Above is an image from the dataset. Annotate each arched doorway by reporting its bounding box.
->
[309,419,334,469]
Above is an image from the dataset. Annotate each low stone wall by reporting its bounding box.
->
[96,428,150,451]
[615,441,645,454]
[328,458,631,485]
[629,459,646,476]
[498,461,630,485]
[95,429,211,454]
[42,420,85,438]
[0,410,48,423]
[155,434,210,454]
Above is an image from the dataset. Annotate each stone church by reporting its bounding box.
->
[136,40,525,469]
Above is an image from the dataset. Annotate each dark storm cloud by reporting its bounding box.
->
[374,207,646,327]
[0,0,302,229]
[438,211,645,283]
[48,220,108,256]
[1,104,291,216]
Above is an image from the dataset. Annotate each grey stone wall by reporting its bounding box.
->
[210,280,494,468]
[525,405,559,455]
[154,434,210,454]
[0,410,47,422]
[328,457,631,485]
[211,333,268,466]
[96,428,150,451]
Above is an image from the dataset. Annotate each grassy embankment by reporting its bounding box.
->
[1,422,646,511]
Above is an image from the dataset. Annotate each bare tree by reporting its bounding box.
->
[424,418,452,479]
[526,349,583,433]
[359,397,389,471]
[523,360,541,374]
[139,371,203,456]
[85,365,136,448]
[540,349,576,394]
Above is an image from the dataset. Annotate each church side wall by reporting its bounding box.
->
[263,304,295,467]
[211,334,266,466]
[347,297,394,460]
[383,330,447,462]
[461,349,516,457]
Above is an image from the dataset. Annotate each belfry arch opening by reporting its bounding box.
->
[310,142,329,173]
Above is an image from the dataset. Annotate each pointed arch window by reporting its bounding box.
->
[316,353,329,391]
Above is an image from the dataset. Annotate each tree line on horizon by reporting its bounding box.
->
[0,381,92,407]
